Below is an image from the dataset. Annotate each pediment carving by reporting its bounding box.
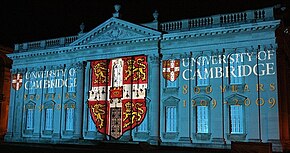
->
[70,17,161,46]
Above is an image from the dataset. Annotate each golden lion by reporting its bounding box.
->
[123,102,144,128]
[93,62,107,84]
[91,103,105,129]
[124,58,146,81]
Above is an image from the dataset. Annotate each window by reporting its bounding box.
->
[68,68,76,92]
[197,56,209,86]
[230,105,243,134]
[26,109,34,130]
[28,74,35,94]
[88,111,96,131]
[45,108,53,130]
[197,106,209,133]
[137,114,148,132]
[65,108,74,131]
[229,54,242,85]
[68,78,76,92]
[166,80,177,88]
[166,106,177,132]
[48,71,55,93]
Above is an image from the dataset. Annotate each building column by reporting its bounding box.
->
[73,61,84,139]
[148,54,161,145]
[4,69,17,141]
[13,68,26,141]
[178,53,192,143]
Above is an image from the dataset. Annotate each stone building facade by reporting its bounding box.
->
[5,5,289,152]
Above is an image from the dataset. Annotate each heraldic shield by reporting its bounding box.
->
[88,56,148,139]
[162,59,180,81]
[12,73,23,90]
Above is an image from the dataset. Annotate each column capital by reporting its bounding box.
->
[179,52,191,59]
[17,68,27,73]
[148,54,160,65]
[72,61,85,71]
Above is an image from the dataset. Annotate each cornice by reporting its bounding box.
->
[7,36,161,60]
[162,20,280,41]
[8,20,280,60]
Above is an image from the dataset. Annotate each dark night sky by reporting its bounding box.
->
[0,0,287,48]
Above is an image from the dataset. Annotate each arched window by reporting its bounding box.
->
[196,56,209,86]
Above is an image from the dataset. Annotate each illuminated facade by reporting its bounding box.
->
[5,6,289,152]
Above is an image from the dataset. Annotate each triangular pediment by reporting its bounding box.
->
[70,17,161,46]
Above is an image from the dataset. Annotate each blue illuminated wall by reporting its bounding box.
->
[5,6,284,152]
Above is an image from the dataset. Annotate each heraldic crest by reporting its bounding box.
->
[88,56,148,139]
[162,59,180,81]
[12,73,23,90]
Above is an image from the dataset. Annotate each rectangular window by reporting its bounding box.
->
[230,60,242,85]
[166,80,177,88]
[66,108,74,131]
[26,109,34,130]
[28,81,35,94]
[45,108,53,130]
[166,106,177,132]
[137,115,148,132]
[230,105,243,134]
[68,78,76,93]
[88,113,96,132]
[197,106,209,133]
[48,75,55,93]
[197,56,209,86]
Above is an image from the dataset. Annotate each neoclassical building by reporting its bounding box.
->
[5,5,290,152]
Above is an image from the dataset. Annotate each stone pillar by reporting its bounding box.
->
[148,54,161,145]
[82,62,89,138]
[178,53,192,143]
[74,62,84,139]
[211,50,226,144]
[13,68,26,141]
[4,69,17,141]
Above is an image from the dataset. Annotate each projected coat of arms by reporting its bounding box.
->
[162,59,180,81]
[12,73,23,90]
[88,56,148,139]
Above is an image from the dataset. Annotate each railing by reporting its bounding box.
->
[189,17,213,28]
[15,35,78,52]
[14,7,274,52]
[159,7,273,32]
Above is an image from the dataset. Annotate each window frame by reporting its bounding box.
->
[196,105,209,134]
[228,53,243,85]
[196,55,210,87]
[229,105,244,134]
